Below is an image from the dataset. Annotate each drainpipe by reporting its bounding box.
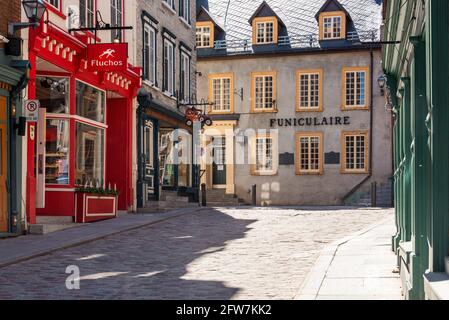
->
[342,48,374,204]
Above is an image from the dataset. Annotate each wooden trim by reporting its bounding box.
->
[296,69,324,112]
[250,132,278,176]
[252,16,279,45]
[208,73,234,114]
[250,71,277,113]
[341,66,370,110]
[319,11,346,40]
[196,21,215,48]
[340,130,369,174]
[295,131,324,175]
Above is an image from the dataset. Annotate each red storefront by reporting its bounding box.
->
[26,17,141,224]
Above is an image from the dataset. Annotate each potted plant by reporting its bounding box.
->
[75,182,119,223]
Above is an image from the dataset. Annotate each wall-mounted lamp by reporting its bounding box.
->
[377,74,386,96]
[8,0,47,35]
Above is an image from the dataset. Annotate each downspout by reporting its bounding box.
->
[342,48,374,204]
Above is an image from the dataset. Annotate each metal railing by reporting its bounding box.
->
[211,29,379,53]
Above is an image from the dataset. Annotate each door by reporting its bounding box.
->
[0,96,8,232]
[212,136,226,187]
[142,121,155,204]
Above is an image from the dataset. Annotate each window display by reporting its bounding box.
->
[36,76,69,114]
[76,81,105,123]
[75,123,105,186]
[45,119,69,184]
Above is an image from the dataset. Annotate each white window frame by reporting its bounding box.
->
[143,24,157,85]
[196,25,212,48]
[252,72,276,112]
[342,67,369,109]
[296,132,323,175]
[251,133,278,176]
[111,0,123,41]
[323,16,342,39]
[209,73,233,113]
[342,132,369,173]
[163,39,175,95]
[163,0,175,10]
[180,51,191,102]
[46,0,60,10]
[79,0,95,28]
[256,21,274,44]
[179,0,190,24]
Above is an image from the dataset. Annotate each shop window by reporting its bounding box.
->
[251,133,278,175]
[159,130,175,187]
[297,70,323,112]
[252,17,278,44]
[179,0,190,23]
[111,0,123,42]
[36,76,69,114]
[143,24,157,85]
[251,71,277,112]
[319,11,346,40]
[45,119,70,184]
[163,39,175,95]
[296,132,323,175]
[341,131,369,173]
[80,0,95,28]
[196,22,213,48]
[180,51,191,102]
[75,122,105,185]
[76,81,105,123]
[342,67,369,110]
[209,73,233,114]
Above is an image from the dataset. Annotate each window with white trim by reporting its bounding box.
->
[179,0,190,23]
[180,51,191,102]
[342,132,368,173]
[79,0,94,28]
[253,135,276,174]
[196,25,212,48]
[163,39,175,95]
[256,21,274,43]
[163,0,175,9]
[143,24,157,85]
[111,0,123,41]
[343,67,368,109]
[209,74,233,113]
[323,16,341,39]
[298,70,322,111]
[252,72,276,111]
[296,133,323,174]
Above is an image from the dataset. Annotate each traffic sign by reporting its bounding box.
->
[24,100,40,121]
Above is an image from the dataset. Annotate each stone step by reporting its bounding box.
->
[162,195,190,202]
[29,223,78,235]
[36,216,73,224]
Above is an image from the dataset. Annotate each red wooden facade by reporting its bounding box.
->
[26,14,141,223]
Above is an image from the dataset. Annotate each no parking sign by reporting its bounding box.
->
[24,100,40,121]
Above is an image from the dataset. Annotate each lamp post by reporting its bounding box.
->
[8,0,47,36]
[377,74,386,96]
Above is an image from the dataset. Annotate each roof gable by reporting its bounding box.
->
[315,0,351,21]
[248,1,285,27]
[197,6,225,32]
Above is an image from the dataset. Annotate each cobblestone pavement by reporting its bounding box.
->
[0,207,393,299]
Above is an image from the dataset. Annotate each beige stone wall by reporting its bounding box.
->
[197,49,393,205]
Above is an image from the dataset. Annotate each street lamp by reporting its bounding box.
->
[377,74,386,96]
[8,0,47,35]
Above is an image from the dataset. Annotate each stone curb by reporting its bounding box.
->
[294,216,394,300]
[0,207,205,269]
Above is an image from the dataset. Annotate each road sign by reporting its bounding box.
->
[24,100,40,121]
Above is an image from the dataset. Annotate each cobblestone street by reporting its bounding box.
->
[0,207,393,299]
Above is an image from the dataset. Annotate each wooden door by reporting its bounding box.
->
[0,96,8,232]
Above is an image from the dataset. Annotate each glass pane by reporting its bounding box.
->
[36,76,69,114]
[76,81,105,123]
[45,119,69,184]
[75,122,105,186]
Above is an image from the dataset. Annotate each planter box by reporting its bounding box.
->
[75,192,117,223]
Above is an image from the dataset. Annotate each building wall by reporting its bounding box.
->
[136,0,197,110]
[197,49,393,205]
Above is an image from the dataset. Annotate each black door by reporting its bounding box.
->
[140,120,155,205]
[212,136,226,186]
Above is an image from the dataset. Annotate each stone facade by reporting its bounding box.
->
[197,49,393,206]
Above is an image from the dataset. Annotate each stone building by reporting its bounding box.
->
[195,0,393,206]
[135,0,199,210]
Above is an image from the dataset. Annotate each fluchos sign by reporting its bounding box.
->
[87,43,128,72]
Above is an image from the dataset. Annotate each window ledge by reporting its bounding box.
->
[296,108,323,113]
[163,91,178,101]
[179,17,192,29]
[250,109,278,114]
[341,106,370,111]
[143,80,160,91]
[162,1,177,15]
[424,272,449,300]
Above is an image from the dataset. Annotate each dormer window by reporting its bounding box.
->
[252,17,278,44]
[319,11,346,40]
[196,21,214,48]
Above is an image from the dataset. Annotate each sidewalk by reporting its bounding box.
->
[296,214,403,300]
[0,207,203,268]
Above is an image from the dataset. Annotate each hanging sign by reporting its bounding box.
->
[24,99,40,121]
[87,43,128,72]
